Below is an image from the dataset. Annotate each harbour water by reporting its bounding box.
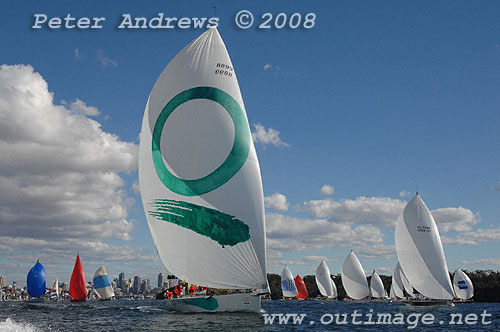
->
[0,299,498,331]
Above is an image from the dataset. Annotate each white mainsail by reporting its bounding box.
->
[369,271,385,299]
[139,28,267,290]
[93,266,114,300]
[315,260,337,298]
[281,266,298,298]
[395,194,454,299]
[392,263,405,299]
[341,251,369,300]
[453,269,474,300]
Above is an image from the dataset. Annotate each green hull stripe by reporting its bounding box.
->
[149,199,250,246]
[180,297,219,310]
[152,86,250,196]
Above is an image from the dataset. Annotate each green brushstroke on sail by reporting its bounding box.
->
[152,86,251,197]
[148,199,250,246]
[180,297,219,310]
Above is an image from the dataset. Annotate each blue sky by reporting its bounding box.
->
[0,0,499,287]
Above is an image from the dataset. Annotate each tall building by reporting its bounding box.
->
[133,276,141,294]
[118,272,125,289]
[0,276,6,288]
[141,279,150,293]
[158,272,165,288]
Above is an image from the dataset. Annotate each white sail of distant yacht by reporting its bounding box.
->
[139,27,267,312]
[392,263,405,299]
[389,284,395,299]
[315,260,337,298]
[369,271,385,299]
[453,269,474,300]
[281,266,298,298]
[93,266,114,301]
[50,279,58,299]
[341,251,369,300]
[395,193,454,300]
[399,266,415,297]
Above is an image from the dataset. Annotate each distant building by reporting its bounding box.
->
[62,282,69,291]
[0,276,6,288]
[133,276,141,294]
[158,273,165,288]
[141,279,150,293]
[118,272,125,289]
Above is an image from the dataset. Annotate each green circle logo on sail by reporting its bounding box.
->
[152,86,250,196]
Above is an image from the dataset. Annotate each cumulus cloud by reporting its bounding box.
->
[399,190,411,197]
[0,65,137,256]
[264,193,289,211]
[354,244,396,260]
[251,123,289,148]
[266,213,383,253]
[320,184,335,195]
[304,196,406,227]
[432,207,479,233]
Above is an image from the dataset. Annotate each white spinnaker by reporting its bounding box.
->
[395,194,454,299]
[331,279,338,298]
[389,284,395,299]
[139,28,267,289]
[315,260,335,298]
[453,269,474,300]
[370,271,385,299]
[341,251,370,300]
[399,266,415,297]
[93,266,114,300]
[281,266,298,298]
[392,263,405,299]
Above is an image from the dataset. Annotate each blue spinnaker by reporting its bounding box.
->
[27,261,46,298]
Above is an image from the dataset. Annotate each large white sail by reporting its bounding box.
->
[370,271,385,299]
[341,251,369,300]
[392,263,405,299]
[315,260,336,298]
[389,284,395,299]
[395,194,454,299]
[281,266,298,298]
[453,269,474,300]
[139,28,267,290]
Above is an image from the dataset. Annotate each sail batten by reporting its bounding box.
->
[139,28,267,289]
[395,194,454,299]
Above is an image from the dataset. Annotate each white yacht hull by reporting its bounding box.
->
[164,293,261,313]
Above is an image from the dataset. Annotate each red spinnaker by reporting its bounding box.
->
[69,254,87,301]
[294,275,309,299]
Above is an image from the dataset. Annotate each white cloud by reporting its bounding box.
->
[376,267,393,275]
[432,207,479,233]
[96,50,117,68]
[266,213,383,253]
[461,258,500,266]
[65,98,100,116]
[320,184,335,195]
[0,64,137,256]
[399,190,411,197]
[264,193,289,211]
[304,196,406,227]
[251,123,289,148]
[263,63,272,70]
[354,244,396,260]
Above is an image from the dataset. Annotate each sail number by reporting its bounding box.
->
[417,226,431,233]
[215,63,233,77]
